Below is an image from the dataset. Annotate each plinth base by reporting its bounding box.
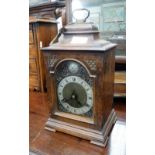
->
[45,109,117,147]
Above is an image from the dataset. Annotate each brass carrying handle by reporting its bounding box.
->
[72,8,90,23]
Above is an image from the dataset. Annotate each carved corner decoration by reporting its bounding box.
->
[47,55,58,68]
[85,60,97,71]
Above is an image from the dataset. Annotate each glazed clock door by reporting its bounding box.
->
[54,59,95,120]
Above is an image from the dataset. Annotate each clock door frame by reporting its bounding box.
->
[48,57,97,126]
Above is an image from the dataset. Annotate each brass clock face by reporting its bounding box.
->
[55,60,94,117]
[57,76,93,115]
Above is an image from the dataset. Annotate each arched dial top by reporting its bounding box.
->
[57,76,93,115]
[55,60,94,117]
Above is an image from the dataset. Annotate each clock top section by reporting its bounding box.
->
[41,9,117,52]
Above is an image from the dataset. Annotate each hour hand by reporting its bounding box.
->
[77,100,83,106]
[70,91,77,100]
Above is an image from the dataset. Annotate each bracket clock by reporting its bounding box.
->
[41,9,117,147]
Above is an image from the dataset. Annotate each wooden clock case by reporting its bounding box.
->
[41,20,117,147]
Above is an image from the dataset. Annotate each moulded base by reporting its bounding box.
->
[45,109,117,147]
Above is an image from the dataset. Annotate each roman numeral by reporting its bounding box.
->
[85,103,90,107]
[89,97,92,100]
[72,77,76,81]
[61,98,66,102]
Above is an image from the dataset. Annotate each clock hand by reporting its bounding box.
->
[62,98,68,102]
[71,91,83,106]
[77,100,83,106]
[75,95,83,106]
[71,90,76,100]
